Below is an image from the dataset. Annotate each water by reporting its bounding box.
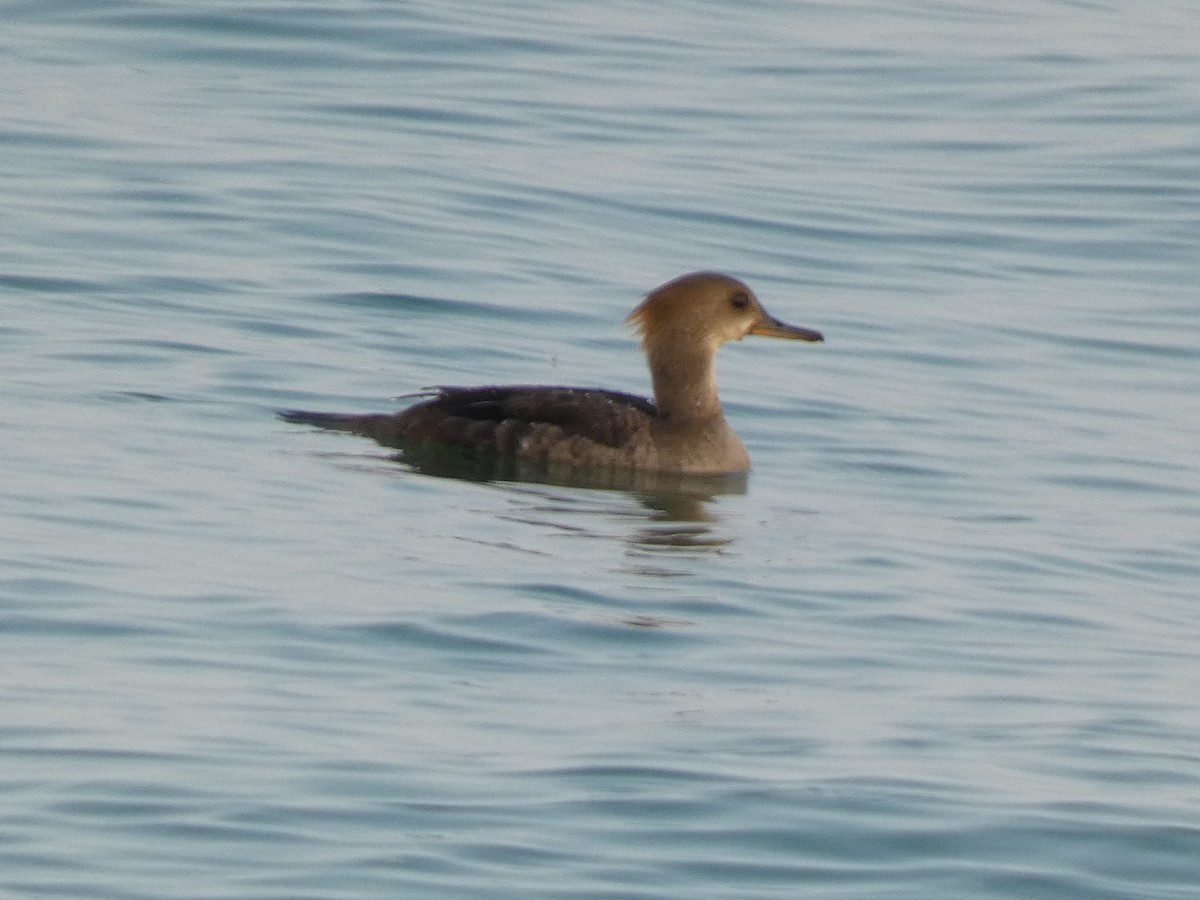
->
[3,1,1199,897]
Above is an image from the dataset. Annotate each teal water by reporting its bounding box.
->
[3,1,1199,897]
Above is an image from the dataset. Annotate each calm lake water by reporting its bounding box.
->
[3,1,1199,897]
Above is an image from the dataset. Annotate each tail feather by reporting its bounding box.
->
[278,410,397,441]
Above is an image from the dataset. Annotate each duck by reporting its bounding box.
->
[280,271,823,475]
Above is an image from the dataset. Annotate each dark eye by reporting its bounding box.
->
[729,291,750,310]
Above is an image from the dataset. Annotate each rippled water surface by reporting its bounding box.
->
[3,1,1199,897]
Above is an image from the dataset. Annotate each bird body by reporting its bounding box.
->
[281,272,822,475]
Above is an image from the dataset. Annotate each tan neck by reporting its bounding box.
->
[644,339,724,426]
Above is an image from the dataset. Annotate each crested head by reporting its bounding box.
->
[625,271,823,352]
[626,271,759,352]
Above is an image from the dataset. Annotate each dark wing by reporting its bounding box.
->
[396,385,656,455]
[281,385,657,457]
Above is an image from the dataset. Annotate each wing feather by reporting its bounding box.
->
[282,385,658,464]
[398,385,656,453]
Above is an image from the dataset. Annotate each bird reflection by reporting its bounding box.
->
[385,440,740,553]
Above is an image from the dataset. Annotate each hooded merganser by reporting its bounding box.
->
[281,272,823,474]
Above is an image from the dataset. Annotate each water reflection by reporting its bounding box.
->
[388,441,747,499]
[627,492,737,553]
[392,442,743,553]
[288,417,744,551]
